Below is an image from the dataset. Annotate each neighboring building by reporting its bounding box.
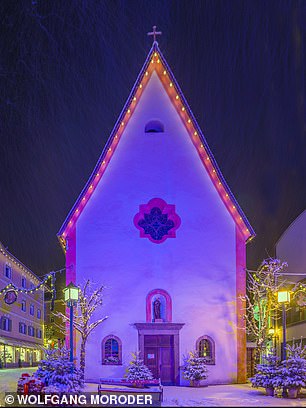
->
[57,39,255,385]
[0,242,44,367]
[276,210,306,350]
[44,298,65,349]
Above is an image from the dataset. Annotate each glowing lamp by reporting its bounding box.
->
[277,290,290,303]
[63,282,79,307]
[268,327,275,336]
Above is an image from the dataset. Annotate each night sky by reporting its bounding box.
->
[1,0,306,277]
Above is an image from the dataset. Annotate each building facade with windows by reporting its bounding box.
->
[0,242,44,368]
[44,298,65,349]
[276,210,306,351]
[58,41,255,385]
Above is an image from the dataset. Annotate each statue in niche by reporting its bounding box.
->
[153,297,161,321]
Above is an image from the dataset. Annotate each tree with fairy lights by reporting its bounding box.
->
[125,352,153,386]
[54,280,108,381]
[242,258,288,364]
[183,351,208,386]
[34,347,83,393]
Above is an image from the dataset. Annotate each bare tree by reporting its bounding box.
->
[54,280,108,381]
[242,258,288,364]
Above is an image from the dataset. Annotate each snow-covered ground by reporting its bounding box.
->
[161,384,306,407]
[0,368,36,406]
[85,382,306,407]
[0,369,305,407]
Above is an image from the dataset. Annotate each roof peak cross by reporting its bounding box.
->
[147,26,162,44]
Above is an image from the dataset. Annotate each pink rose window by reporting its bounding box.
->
[134,198,181,243]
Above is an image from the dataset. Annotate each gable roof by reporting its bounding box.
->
[57,41,255,249]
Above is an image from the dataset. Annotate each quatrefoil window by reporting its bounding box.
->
[133,198,181,243]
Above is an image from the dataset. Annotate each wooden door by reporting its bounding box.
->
[144,335,174,385]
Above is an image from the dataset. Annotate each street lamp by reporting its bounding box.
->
[63,282,79,364]
[277,290,291,361]
[268,327,278,351]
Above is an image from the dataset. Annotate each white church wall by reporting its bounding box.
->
[75,72,238,384]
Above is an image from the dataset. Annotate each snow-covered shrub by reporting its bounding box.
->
[125,352,153,382]
[250,351,280,388]
[41,385,61,394]
[274,342,306,389]
[104,356,119,365]
[34,347,83,393]
[183,351,208,381]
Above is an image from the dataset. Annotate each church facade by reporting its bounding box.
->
[58,39,255,385]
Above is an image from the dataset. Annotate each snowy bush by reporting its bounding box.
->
[125,352,153,382]
[183,351,208,381]
[104,356,119,365]
[250,350,280,388]
[274,342,306,389]
[34,347,84,393]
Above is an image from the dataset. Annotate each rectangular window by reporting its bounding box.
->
[36,329,42,339]
[5,264,12,279]
[1,317,12,331]
[30,304,34,316]
[21,277,26,288]
[37,309,41,319]
[21,300,26,312]
[19,323,27,334]
[28,326,35,337]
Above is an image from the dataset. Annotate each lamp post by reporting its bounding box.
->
[268,327,278,352]
[277,290,290,361]
[63,282,79,364]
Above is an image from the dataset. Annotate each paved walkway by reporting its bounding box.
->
[0,369,305,407]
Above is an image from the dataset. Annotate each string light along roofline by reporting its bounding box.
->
[0,241,41,284]
[57,27,255,250]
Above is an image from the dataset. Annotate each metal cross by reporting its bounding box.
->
[147,26,162,43]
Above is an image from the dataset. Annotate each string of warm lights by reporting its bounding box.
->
[0,245,40,283]
[58,44,254,247]
[0,271,58,310]
[0,271,54,295]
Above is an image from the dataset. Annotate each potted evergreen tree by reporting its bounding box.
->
[250,351,280,396]
[275,342,306,399]
[125,352,153,388]
[34,347,84,394]
[183,351,208,387]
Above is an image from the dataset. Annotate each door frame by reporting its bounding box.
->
[134,323,184,385]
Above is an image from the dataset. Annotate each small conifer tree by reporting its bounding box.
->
[125,352,153,382]
[250,349,280,388]
[183,351,208,381]
[34,347,83,393]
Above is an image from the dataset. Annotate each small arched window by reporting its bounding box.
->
[145,120,164,133]
[102,335,122,365]
[196,335,215,365]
